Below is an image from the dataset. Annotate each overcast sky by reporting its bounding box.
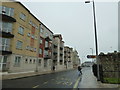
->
[17,0,118,63]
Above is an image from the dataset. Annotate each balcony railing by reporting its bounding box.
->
[0,45,12,55]
[1,14,16,22]
[44,55,51,59]
[45,36,52,41]
[0,28,14,38]
[54,44,57,48]
[44,46,51,50]
[68,56,71,58]
[60,53,63,56]
[53,52,57,55]
[60,47,63,50]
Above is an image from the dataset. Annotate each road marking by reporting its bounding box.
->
[43,81,48,85]
[56,81,61,84]
[69,82,73,86]
[32,85,39,88]
[52,79,55,80]
[73,76,81,88]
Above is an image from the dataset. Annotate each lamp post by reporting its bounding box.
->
[85,0,100,81]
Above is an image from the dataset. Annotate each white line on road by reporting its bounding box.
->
[43,81,48,84]
[32,85,39,88]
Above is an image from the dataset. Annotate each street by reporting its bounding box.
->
[2,68,82,88]
[2,67,119,88]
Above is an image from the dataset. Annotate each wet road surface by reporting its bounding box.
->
[2,69,82,88]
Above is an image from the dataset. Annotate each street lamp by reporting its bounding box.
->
[85,0,100,81]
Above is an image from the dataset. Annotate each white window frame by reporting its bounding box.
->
[18,26,24,35]
[39,48,42,54]
[27,33,30,37]
[20,13,26,21]
[14,56,21,67]
[16,41,23,49]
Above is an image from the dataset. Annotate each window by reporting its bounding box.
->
[18,26,24,35]
[40,39,42,44]
[2,22,13,33]
[46,33,48,37]
[29,21,32,25]
[38,59,41,66]
[31,35,34,39]
[33,59,36,64]
[39,48,42,54]
[27,33,30,37]
[29,59,32,64]
[44,60,47,67]
[25,59,28,63]
[32,23,35,27]
[20,13,26,21]
[26,46,30,50]
[3,56,7,63]
[44,50,48,55]
[16,41,23,49]
[1,6,14,17]
[1,38,10,51]
[14,56,21,66]
[40,28,44,33]
[36,26,38,30]
[45,41,48,47]
[60,60,63,65]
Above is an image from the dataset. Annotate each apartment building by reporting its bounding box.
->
[72,50,80,68]
[39,23,53,72]
[52,34,65,70]
[64,46,73,69]
[0,1,81,73]
[0,2,41,73]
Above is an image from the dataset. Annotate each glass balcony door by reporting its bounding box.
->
[0,55,8,71]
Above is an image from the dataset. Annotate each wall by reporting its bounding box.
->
[99,52,120,83]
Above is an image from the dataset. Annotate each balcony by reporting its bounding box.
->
[53,52,57,55]
[53,59,57,61]
[0,14,16,22]
[60,53,63,56]
[68,51,70,53]
[44,55,51,59]
[1,50,12,55]
[45,36,52,41]
[54,44,57,48]
[0,45,12,55]
[68,56,71,58]
[0,31,14,38]
[60,47,63,50]
[45,46,51,50]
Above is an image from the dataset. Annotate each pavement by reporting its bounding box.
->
[78,67,120,88]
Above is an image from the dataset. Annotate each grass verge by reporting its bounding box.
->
[104,78,120,84]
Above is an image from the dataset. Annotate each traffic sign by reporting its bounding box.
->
[87,55,96,58]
